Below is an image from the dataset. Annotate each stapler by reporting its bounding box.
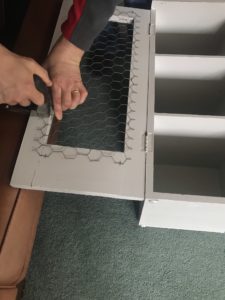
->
[1,74,53,118]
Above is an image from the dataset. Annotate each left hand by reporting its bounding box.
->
[44,36,88,120]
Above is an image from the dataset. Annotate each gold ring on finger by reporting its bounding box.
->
[71,89,80,94]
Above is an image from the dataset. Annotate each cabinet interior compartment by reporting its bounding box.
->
[155,55,225,115]
[154,114,225,197]
[153,1,225,55]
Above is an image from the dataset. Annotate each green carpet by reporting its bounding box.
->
[23,193,225,300]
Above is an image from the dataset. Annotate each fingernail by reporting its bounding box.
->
[56,113,62,121]
[71,104,78,110]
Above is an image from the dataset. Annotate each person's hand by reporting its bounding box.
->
[0,44,52,107]
[44,36,88,120]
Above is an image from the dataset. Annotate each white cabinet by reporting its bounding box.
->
[11,1,225,232]
[140,0,225,232]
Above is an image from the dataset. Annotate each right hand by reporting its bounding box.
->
[0,45,52,107]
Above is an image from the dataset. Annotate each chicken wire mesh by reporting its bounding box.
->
[33,8,141,164]
[49,21,133,152]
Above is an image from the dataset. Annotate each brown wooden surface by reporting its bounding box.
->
[0,0,63,249]
[0,110,29,248]
[0,1,63,298]
[0,189,44,286]
[14,0,63,62]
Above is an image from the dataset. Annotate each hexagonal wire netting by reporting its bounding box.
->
[34,9,141,164]
[50,21,133,151]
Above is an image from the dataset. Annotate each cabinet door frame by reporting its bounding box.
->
[11,4,152,200]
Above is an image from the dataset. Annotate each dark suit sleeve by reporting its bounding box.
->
[61,0,116,51]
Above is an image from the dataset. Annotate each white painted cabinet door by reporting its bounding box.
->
[11,3,152,200]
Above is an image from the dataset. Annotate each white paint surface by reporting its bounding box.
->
[140,198,225,233]
[154,114,225,138]
[153,1,225,55]
[155,55,225,80]
[154,165,222,196]
[153,1,225,33]
[141,1,225,232]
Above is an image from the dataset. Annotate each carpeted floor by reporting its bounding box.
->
[23,193,225,300]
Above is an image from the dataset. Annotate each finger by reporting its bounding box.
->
[0,93,3,104]
[9,101,17,106]
[62,89,72,111]
[79,86,88,104]
[32,63,52,87]
[28,87,45,106]
[71,89,80,109]
[20,99,31,107]
[52,85,62,120]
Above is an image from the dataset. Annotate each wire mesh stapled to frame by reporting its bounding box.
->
[33,8,141,165]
